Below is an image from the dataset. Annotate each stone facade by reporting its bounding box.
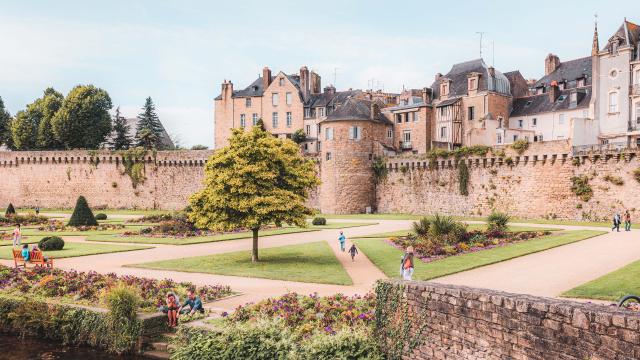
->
[0,150,213,210]
[377,280,640,359]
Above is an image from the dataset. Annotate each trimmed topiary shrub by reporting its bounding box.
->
[68,196,98,227]
[5,203,15,217]
[38,236,65,250]
[95,213,108,220]
[312,217,327,226]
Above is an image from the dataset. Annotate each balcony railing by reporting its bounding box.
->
[572,142,633,156]
[400,141,413,150]
[632,84,640,96]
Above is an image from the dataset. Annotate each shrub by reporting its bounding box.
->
[38,236,65,250]
[504,157,514,166]
[511,139,529,154]
[0,213,48,225]
[5,203,15,217]
[411,217,430,239]
[95,213,108,220]
[570,175,593,202]
[68,196,98,227]
[105,285,142,354]
[428,214,467,245]
[312,217,327,226]
[487,211,510,233]
[442,245,457,255]
[603,174,624,186]
[291,129,307,144]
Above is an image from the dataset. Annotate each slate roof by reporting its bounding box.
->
[214,73,303,100]
[604,20,640,50]
[533,57,592,90]
[510,88,591,117]
[435,97,461,107]
[322,98,392,125]
[104,117,175,150]
[431,58,511,99]
[503,70,529,98]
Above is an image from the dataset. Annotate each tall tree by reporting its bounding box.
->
[0,96,11,148]
[135,97,164,149]
[188,126,319,262]
[10,110,37,150]
[52,85,112,149]
[110,106,132,150]
[32,88,64,150]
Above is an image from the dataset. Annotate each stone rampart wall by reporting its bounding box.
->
[377,280,640,359]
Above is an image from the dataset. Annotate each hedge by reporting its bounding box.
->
[68,196,98,227]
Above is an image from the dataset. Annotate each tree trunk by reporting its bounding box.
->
[251,228,259,262]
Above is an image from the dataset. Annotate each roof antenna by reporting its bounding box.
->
[476,31,485,59]
[333,67,339,87]
[492,41,495,67]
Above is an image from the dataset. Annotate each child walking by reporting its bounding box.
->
[348,244,358,262]
[338,231,346,252]
[12,224,21,247]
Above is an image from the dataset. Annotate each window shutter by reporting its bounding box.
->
[348,127,354,139]
[357,127,362,139]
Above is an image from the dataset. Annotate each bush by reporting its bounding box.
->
[511,139,529,154]
[570,175,593,202]
[105,285,142,354]
[38,236,65,250]
[312,217,327,226]
[291,129,307,144]
[95,213,108,220]
[428,214,467,245]
[5,203,15,217]
[603,174,624,186]
[68,196,98,226]
[487,211,510,233]
[412,217,430,239]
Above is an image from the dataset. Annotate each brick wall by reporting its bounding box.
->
[377,280,640,359]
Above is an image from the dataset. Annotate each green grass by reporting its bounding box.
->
[130,241,352,285]
[0,235,46,247]
[562,260,640,301]
[352,225,560,239]
[354,230,606,280]
[86,223,373,245]
[0,242,152,259]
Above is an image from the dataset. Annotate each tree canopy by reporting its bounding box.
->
[52,85,112,149]
[110,106,132,150]
[188,126,319,262]
[135,97,164,149]
[0,96,11,148]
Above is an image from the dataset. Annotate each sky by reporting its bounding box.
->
[1,0,639,148]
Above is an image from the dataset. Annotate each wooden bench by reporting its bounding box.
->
[12,249,53,268]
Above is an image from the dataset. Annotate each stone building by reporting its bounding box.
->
[383,88,433,154]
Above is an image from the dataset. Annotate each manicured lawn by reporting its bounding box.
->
[352,225,560,239]
[0,242,151,259]
[0,235,46,247]
[562,260,640,301]
[130,241,352,285]
[86,223,373,245]
[354,230,605,280]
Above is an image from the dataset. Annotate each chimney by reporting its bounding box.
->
[370,102,380,120]
[221,80,234,99]
[310,71,321,94]
[324,85,336,98]
[421,87,431,103]
[299,66,310,101]
[262,67,272,89]
[487,66,495,77]
[548,81,560,102]
[435,73,443,82]
[544,54,560,75]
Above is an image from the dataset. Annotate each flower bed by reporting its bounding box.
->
[389,229,551,262]
[0,266,232,312]
[0,214,49,225]
[122,220,282,238]
[37,220,125,232]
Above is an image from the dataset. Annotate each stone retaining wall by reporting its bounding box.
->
[377,280,640,359]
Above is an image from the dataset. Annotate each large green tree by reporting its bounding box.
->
[0,96,11,148]
[135,97,164,149]
[10,110,37,150]
[189,126,319,262]
[110,106,132,150]
[31,88,64,150]
[52,85,112,149]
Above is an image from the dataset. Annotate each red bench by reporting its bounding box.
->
[12,249,54,268]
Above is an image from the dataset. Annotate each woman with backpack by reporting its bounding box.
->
[400,246,415,281]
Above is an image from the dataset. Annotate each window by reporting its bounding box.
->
[279,78,285,86]
[325,127,334,140]
[440,126,447,139]
[318,107,325,117]
[538,135,543,142]
[583,110,589,118]
[557,95,566,102]
[570,92,577,103]
[272,112,278,127]
[577,78,585,87]
[497,117,504,128]
[558,82,565,90]
[403,131,411,142]
[441,82,449,96]
[405,113,410,123]
[304,143,308,151]
[468,78,477,90]
[601,139,609,145]
[245,98,252,107]
[240,114,246,128]
[414,113,419,122]
[532,118,537,127]
[518,119,523,128]
[635,69,640,84]
[609,69,618,79]
[513,135,518,142]
[387,129,393,139]
[636,102,640,124]
[286,112,292,127]
[468,106,475,120]
[396,114,402,124]
[497,133,502,144]
[286,92,292,105]
[305,125,311,135]
[272,93,279,106]
[252,113,258,126]
[304,108,311,118]
[558,114,565,125]
[316,141,321,152]
[609,91,618,113]
[348,126,362,140]
[326,152,332,161]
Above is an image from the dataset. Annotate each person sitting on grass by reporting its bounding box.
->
[179,290,204,315]
[166,292,179,327]
[21,244,30,262]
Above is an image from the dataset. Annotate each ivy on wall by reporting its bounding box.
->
[458,160,469,196]
[570,175,593,202]
[118,147,148,189]
[372,157,388,184]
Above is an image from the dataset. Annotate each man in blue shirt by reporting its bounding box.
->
[179,290,204,315]
[338,231,346,252]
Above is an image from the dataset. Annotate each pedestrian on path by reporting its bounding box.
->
[12,224,21,247]
[612,212,621,232]
[400,246,414,281]
[338,231,346,252]
[624,210,631,231]
[348,244,358,262]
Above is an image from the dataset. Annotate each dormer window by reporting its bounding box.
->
[536,87,544,95]
[558,81,565,90]
[468,78,477,91]
[576,78,585,87]
[441,82,450,97]
[279,77,285,86]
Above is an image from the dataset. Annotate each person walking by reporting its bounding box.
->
[612,212,620,232]
[348,244,358,262]
[400,246,415,281]
[338,231,346,252]
[12,224,21,247]
[615,212,621,232]
[624,210,631,231]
